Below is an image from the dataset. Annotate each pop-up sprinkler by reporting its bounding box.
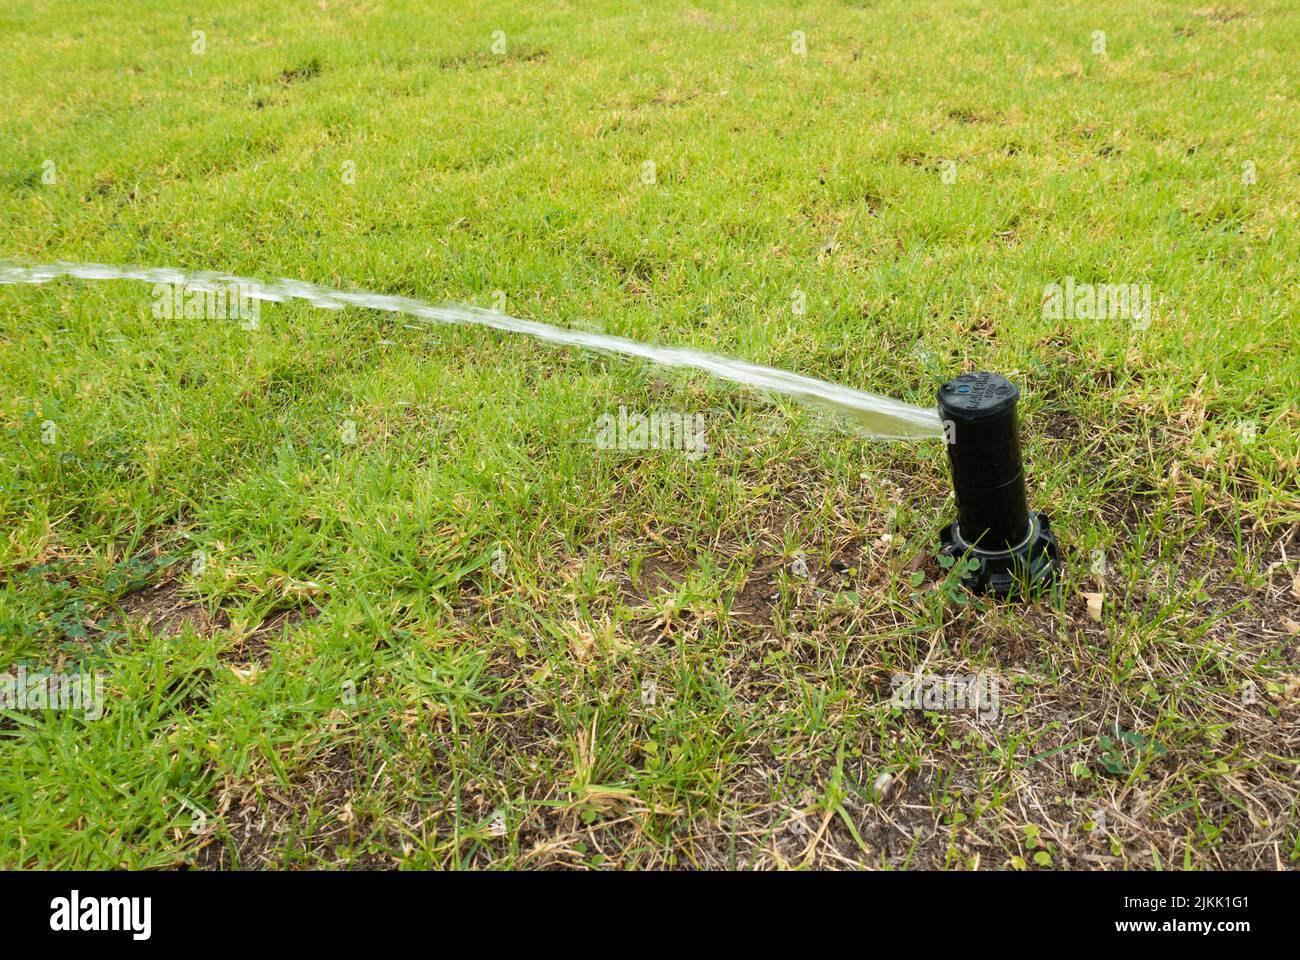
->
[938,372,1060,597]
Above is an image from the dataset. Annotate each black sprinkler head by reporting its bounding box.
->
[937,372,1059,598]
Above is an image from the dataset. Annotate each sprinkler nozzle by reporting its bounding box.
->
[937,372,1059,598]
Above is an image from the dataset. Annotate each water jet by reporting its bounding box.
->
[937,372,1059,598]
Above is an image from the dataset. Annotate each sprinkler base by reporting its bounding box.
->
[939,511,1060,598]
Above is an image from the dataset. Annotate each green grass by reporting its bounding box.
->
[1,0,1298,869]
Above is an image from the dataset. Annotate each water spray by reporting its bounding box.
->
[937,372,1059,597]
[0,260,943,440]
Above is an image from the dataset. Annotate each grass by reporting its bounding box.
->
[1,0,1297,869]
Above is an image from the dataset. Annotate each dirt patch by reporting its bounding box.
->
[279,58,321,85]
[117,581,226,639]
[191,743,393,869]
[219,606,320,666]
[947,107,990,125]
[617,553,695,607]
[437,47,547,71]
[732,557,779,625]
[1194,6,1248,24]
[117,576,322,665]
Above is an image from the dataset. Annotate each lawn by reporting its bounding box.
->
[1,0,1297,869]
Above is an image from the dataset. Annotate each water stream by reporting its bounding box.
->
[0,260,945,439]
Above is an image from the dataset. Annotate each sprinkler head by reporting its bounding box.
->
[937,372,1059,598]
